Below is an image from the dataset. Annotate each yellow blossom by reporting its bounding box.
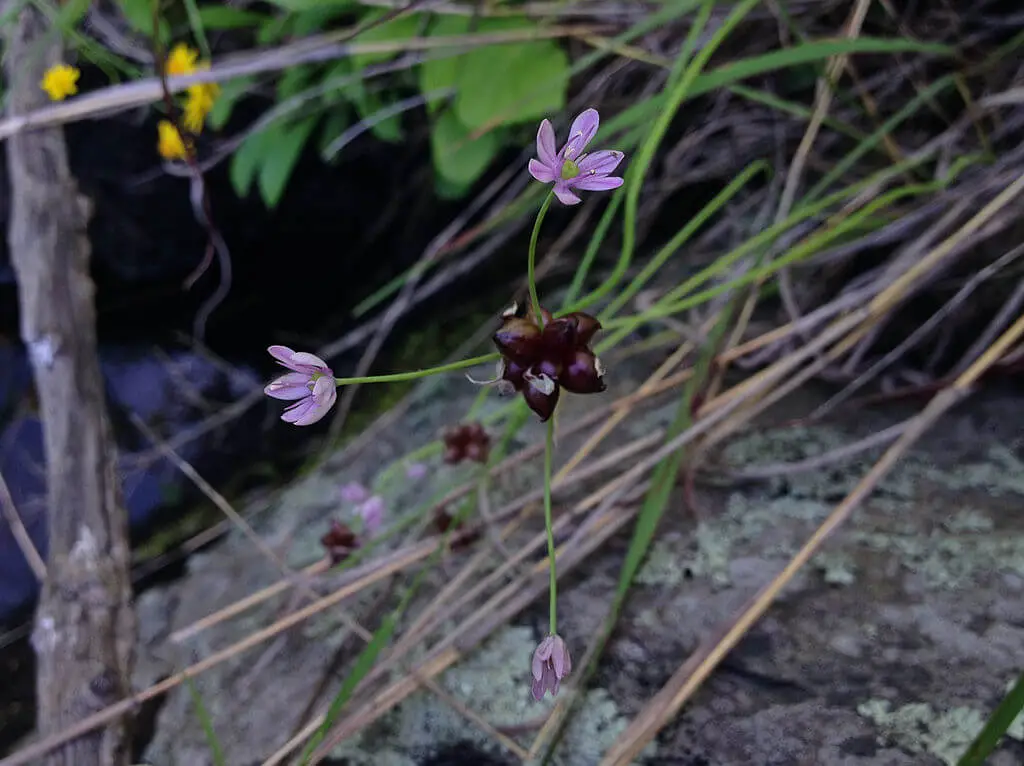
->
[40,63,80,101]
[157,120,189,160]
[165,43,199,77]
[182,77,220,132]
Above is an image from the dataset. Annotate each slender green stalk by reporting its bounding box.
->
[543,416,557,633]
[332,353,497,386]
[529,192,555,324]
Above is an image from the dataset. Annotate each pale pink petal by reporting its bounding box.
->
[290,377,335,425]
[281,397,315,424]
[289,351,330,371]
[405,463,428,480]
[532,677,546,700]
[536,119,558,167]
[340,481,370,504]
[562,109,599,160]
[357,495,385,536]
[268,345,300,367]
[573,175,624,192]
[264,372,312,400]
[553,182,581,206]
[528,158,556,183]
[576,150,623,175]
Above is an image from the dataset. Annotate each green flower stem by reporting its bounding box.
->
[332,353,498,386]
[544,416,557,633]
[528,191,556,326]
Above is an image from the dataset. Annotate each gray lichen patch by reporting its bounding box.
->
[857,698,1024,766]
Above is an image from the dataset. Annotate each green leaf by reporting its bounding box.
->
[454,37,568,130]
[57,0,91,28]
[229,128,270,199]
[318,108,351,157]
[263,0,351,11]
[320,60,358,105]
[292,4,354,36]
[352,89,402,143]
[196,6,271,30]
[277,65,313,100]
[257,118,318,208]
[350,11,423,70]
[117,0,170,40]
[207,76,255,131]
[430,110,501,189]
[418,15,471,112]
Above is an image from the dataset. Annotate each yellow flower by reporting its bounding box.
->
[182,78,220,132]
[157,120,189,160]
[40,63,80,101]
[165,43,199,77]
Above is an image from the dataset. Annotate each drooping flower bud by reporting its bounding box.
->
[531,634,572,700]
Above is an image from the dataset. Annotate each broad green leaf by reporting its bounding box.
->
[433,174,471,200]
[352,89,402,143]
[430,110,500,189]
[263,0,351,11]
[229,128,270,199]
[318,108,351,157]
[196,6,270,30]
[207,76,255,130]
[277,65,313,100]
[117,0,169,39]
[292,4,354,36]
[418,15,471,111]
[57,0,91,28]
[320,60,358,105]
[350,11,423,70]
[257,16,293,45]
[454,38,568,130]
[257,117,318,208]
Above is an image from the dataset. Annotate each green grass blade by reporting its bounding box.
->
[184,677,228,766]
[957,672,1024,766]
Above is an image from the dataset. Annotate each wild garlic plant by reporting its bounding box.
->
[264,108,624,700]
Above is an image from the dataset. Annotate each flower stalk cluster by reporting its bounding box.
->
[262,107,624,702]
[158,43,221,161]
[39,41,220,161]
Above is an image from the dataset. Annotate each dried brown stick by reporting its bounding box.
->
[0,26,599,141]
[0,471,46,580]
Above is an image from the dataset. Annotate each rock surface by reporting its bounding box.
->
[132,339,1024,765]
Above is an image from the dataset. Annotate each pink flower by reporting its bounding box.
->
[528,109,624,206]
[340,481,370,504]
[264,345,337,426]
[405,462,428,481]
[356,495,385,537]
[531,634,572,700]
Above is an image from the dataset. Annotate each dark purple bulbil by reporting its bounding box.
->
[491,304,606,421]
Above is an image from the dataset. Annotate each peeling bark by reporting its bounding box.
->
[3,6,135,765]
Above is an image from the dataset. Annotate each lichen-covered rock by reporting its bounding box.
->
[135,342,1024,765]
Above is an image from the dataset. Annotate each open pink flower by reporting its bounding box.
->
[528,108,624,206]
[531,634,572,700]
[264,345,337,426]
[340,481,370,504]
[355,495,385,537]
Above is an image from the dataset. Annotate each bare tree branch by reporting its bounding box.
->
[3,5,135,764]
